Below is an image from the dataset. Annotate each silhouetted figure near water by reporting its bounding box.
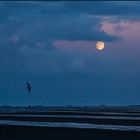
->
[26,82,31,93]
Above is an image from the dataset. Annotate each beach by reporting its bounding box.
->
[0,106,140,140]
[1,125,140,140]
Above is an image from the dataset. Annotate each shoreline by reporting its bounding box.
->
[0,107,140,139]
[0,125,140,140]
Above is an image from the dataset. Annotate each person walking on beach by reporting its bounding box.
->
[26,82,31,93]
[26,82,32,109]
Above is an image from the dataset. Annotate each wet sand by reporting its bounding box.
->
[0,125,140,140]
[0,107,140,140]
[1,115,140,126]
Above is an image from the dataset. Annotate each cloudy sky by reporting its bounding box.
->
[1,1,140,106]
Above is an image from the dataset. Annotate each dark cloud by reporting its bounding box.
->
[62,2,140,17]
[0,1,120,44]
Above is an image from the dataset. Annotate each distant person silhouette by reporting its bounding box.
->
[26,82,31,93]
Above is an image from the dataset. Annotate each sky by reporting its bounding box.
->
[0,1,140,106]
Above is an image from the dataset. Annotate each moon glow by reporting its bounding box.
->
[96,41,105,51]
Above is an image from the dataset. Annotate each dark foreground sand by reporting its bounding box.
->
[1,107,140,140]
[0,125,140,140]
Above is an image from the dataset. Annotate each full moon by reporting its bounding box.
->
[96,41,105,51]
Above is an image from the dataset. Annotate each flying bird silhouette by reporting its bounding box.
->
[26,82,31,93]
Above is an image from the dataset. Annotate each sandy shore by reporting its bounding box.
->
[0,107,140,139]
[0,125,140,140]
[1,115,140,126]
